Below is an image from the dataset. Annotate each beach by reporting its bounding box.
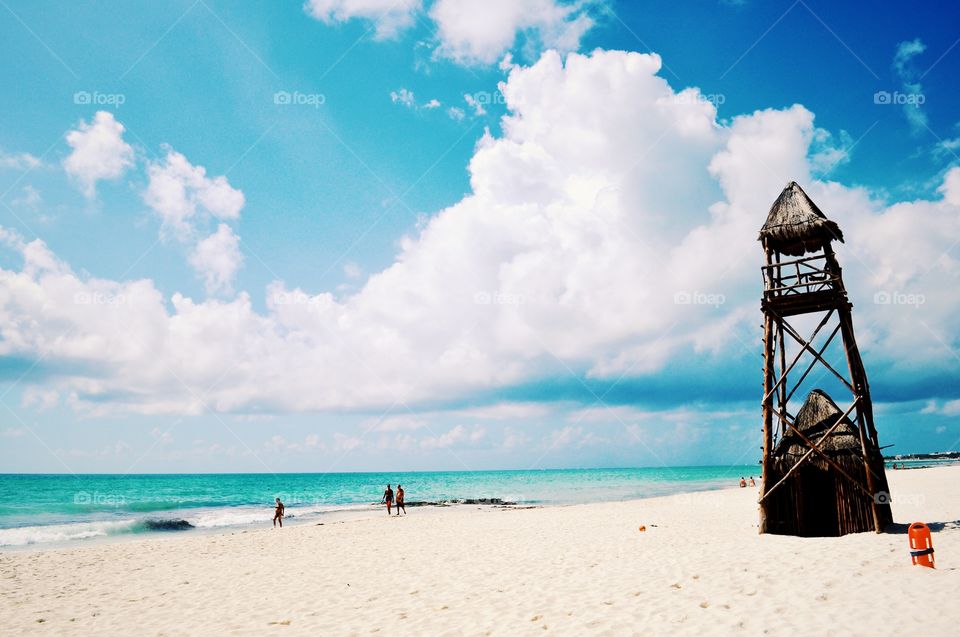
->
[1,464,958,636]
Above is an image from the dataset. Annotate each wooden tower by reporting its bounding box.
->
[758,181,893,536]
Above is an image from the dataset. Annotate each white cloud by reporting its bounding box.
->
[892,38,928,134]
[921,399,960,417]
[303,0,422,40]
[0,149,41,170]
[189,224,244,295]
[63,111,134,197]
[1,427,27,438]
[21,387,59,410]
[446,106,465,121]
[11,185,42,210]
[430,0,595,65]
[143,147,245,239]
[424,98,441,109]
[150,427,173,445]
[464,93,486,116]
[939,167,960,206]
[343,261,364,279]
[333,433,363,452]
[304,0,595,67]
[2,49,960,419]
[420,424,486,449]
[362,415,427,432]
[390,87,416,107]
[451,402,551,420]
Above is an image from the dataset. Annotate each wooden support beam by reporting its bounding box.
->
[761,309,834,403]
[778,318,854,394]
[783,323,842,405]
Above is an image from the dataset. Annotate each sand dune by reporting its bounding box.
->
[2,465,958,636]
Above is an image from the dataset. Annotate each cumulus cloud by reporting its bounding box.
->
[2,49,960,419]
[304,0,595,66]
[189,224,244,295]
[420,424,486,449]
[63,111,135,197]
[143,147,245,239]
[430,0,595,65]
[303,0,422,39]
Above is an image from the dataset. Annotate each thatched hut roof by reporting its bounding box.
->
[758,182,844,256]
[773,389,862,458]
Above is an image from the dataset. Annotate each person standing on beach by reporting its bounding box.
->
[381,484,394,515]
[748,477,756,487]
[395,485,406,516]
[273,497,284,528]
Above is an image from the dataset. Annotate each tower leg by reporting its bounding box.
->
[837,306,891,532]
[759,313,776,533]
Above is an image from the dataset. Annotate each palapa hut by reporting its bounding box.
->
[758,181,892,536]
[759,181,844,257]
[763,390,888,537]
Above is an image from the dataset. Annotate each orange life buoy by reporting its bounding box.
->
[908,522,935,568]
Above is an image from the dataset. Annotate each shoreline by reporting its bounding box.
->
[3,461,958,554]
[2,465,958,635]
[0,473,754,552]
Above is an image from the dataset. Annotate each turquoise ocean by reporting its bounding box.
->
[0,467,760,548]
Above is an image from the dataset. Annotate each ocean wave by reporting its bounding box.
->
[0,503,375,547]
[0,517,199,547]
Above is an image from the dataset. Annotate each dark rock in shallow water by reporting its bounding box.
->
[143,518,194,531]
[396,498,517,508]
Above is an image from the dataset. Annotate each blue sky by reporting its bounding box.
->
[1,0,959,473]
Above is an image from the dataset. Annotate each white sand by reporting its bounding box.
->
[2,465,958,636]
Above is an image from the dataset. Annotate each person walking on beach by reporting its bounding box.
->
[395,484,406,516]
[381,484,394,515]
[273,497,285,528]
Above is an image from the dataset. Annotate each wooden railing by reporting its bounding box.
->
[762,254,839,298]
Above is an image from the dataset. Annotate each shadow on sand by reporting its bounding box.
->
[884,520,960,534]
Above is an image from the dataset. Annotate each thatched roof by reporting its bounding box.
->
[759,182,844,256]
[773,389,862,458]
